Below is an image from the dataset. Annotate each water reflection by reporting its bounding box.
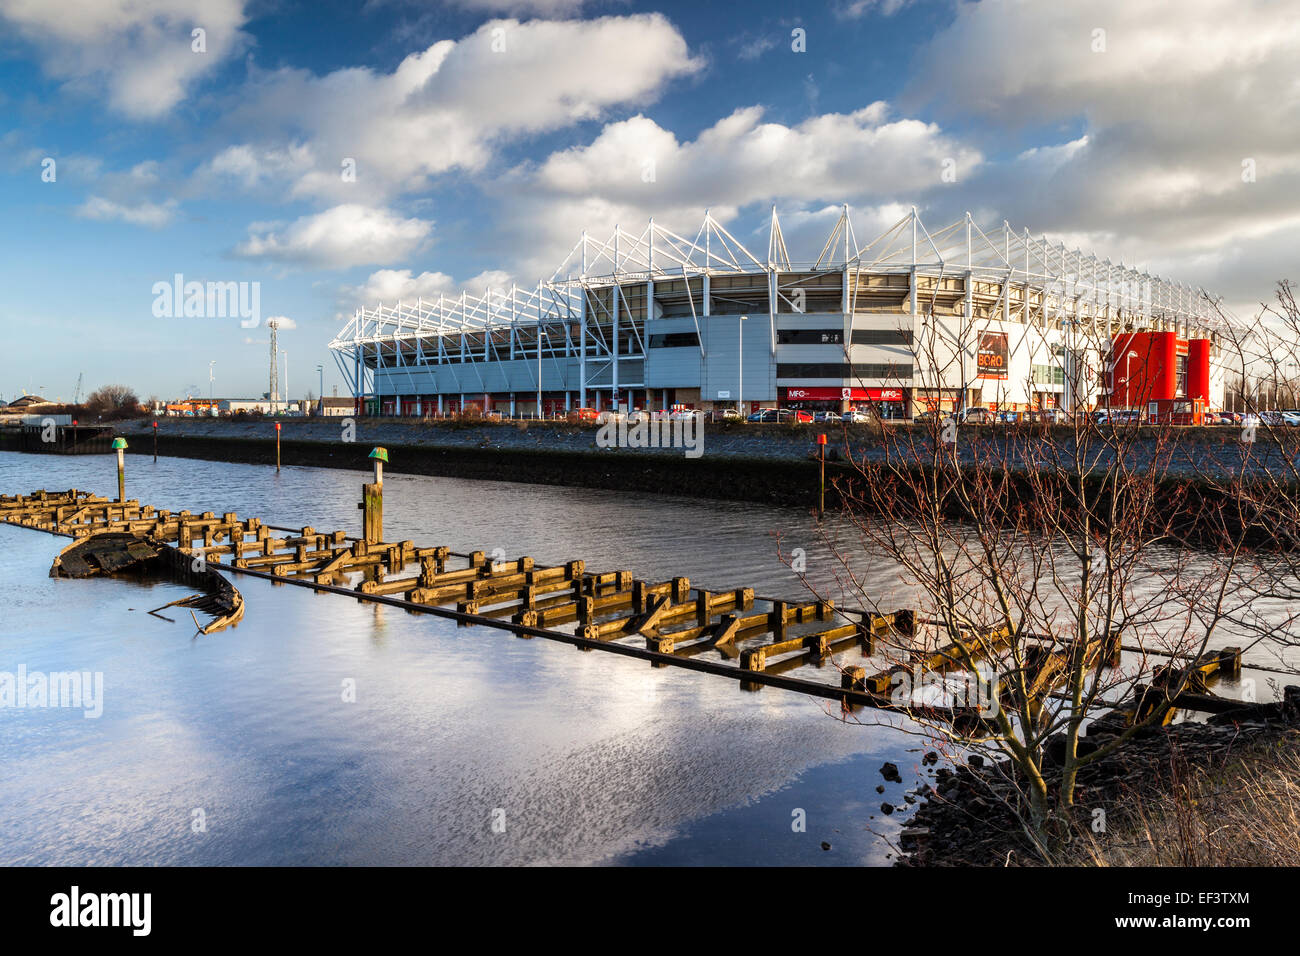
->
[0,452,917,865]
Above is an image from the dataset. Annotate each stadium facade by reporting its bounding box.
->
[328,207,1228,419]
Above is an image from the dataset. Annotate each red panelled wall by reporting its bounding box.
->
[1112,331,1178,405]
[1187,339,1211,402]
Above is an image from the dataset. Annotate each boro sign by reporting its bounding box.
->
[977,331,1009,380]
[784,387,904,401]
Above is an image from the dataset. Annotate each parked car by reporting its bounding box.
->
[841,409,871,424]
[1263,408,1300,429]
[747,408,812,424]
[957,407,994,424]
[572,407,599,422]
[1094,408,1142,425]
[812,410,841,424]
[913,410,942,423]
[710,408,743,423]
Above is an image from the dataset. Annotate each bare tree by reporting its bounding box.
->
[85,384,140,418]
[797,282,1300,856]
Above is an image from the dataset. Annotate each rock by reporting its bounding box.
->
[876,785,885,794]
[922,751,939,766]
[881,803,895,815]
[880,761,902,783]
[968,755,984,769]
[820,841,831,851]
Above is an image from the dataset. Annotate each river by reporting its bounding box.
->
[0,450,931,865]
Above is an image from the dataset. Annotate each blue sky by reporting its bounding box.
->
[2,0,1297,402]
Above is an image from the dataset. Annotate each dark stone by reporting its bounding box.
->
[880,762,903,783]
[922,750,939,766]
[968,755,984,769]
[876,784,885,794]
[881,803,895,815]
[820,841,831,851]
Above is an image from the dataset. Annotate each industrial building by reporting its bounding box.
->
[328,208,1228,419]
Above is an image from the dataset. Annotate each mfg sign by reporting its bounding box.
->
[784,387,904,402]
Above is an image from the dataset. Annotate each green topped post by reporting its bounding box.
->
[111,437,128,503]
[362,447,388,544]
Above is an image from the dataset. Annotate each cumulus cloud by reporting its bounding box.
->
[76,196,178,228]
[264,315,297,330]
[0,0,250,118]
[342,267,516,309]
[903,0,1300,311]
[494,103,980,277]
[232,204,433,269]
[211,14,703,204]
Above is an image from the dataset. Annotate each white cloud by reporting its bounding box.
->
[533,104,976,205]
[839,0,923,16]
[344,267,516,308]
[902,0,1300,311]
[265,315,297,330]
[0,0,250,118]
[213,14,703,204]
[76,196,178,228]
[451,0,592,12]
[199,144,316,191]
[736,35,777,61]
[232,204,434,269]
[496,103,980,277]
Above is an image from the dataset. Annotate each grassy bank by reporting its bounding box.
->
[1066,733,1300,866]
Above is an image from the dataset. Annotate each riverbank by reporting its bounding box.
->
[4,417,1295,537]
[896,688,1300,866]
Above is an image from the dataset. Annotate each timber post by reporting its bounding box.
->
[111,437,127,503]
[361,446,387,545]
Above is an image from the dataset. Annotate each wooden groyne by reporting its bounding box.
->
[0,485,1245,720]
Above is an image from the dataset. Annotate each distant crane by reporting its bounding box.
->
[72,373,83,405]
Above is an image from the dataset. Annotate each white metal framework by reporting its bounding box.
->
[328,206,1227,411]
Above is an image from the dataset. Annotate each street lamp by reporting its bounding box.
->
[315,364,324,415]
[536,326,550,420]
[1124,350,1138,409]
[738,315,746,415]
[281,349,289,414]
[208,360,215,415]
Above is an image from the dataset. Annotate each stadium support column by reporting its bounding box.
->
[910,209,919,419]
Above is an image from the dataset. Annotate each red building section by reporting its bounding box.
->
[1109,331,1212,424]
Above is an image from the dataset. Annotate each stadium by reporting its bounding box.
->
[328,207,1229,421]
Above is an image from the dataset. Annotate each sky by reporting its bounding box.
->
[1,0,1298,402]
